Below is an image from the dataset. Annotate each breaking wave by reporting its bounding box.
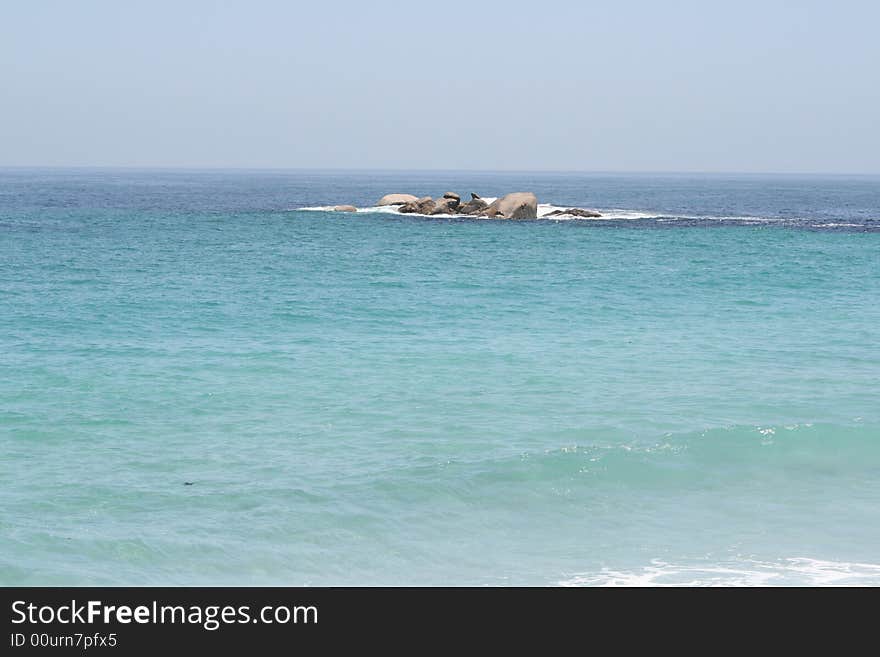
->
[296,203,741,221]
[560,557,880,587]
[294,203,880,230]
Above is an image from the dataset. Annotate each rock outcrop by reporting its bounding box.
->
[544,208,602,218]
[480,192,538,219]
[398,196,436,214]
[333,205,358,212]
[431,195,461,214]
[369,190,547,219]
[376,193,419,206]
[458,197,489,215]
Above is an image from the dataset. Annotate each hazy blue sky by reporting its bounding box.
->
[2,1,878,172]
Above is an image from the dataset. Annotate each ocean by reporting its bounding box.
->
[1,168,879,586]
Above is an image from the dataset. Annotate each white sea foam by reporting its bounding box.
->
[538,205,658,220]
[298,205,401,214]
[298,202,648,220]
[297,204,775,223]
[559,557,880,587]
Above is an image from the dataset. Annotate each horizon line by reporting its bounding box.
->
[1,165,880,177]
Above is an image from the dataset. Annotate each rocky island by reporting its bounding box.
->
[321,192,603,219]
[369,192,602,219]
[377,191,539,218]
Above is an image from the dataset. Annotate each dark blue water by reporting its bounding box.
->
[2,168,878,228]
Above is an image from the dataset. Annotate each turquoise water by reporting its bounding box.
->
[2,170,879,585]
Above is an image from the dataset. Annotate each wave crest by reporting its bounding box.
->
[560,557,880,587]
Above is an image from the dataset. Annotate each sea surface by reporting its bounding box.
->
[1,169,879,586]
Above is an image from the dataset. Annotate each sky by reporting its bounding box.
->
[2,0,879,173]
